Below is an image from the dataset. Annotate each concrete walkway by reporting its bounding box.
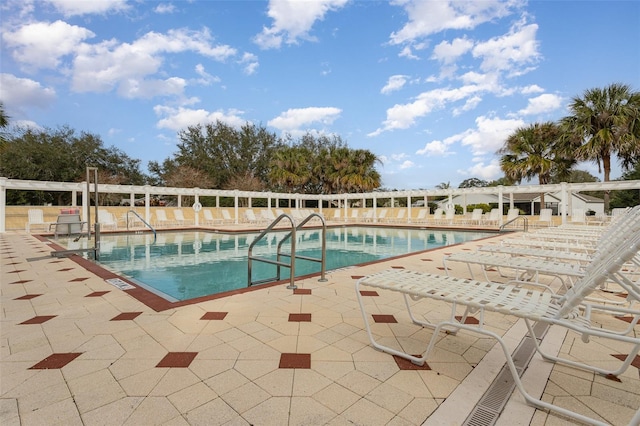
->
[1,230,638,425]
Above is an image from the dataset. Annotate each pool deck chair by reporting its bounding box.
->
[97,210,118,230]
[173,209,194,226]
[221,209,234,224]
[536,208,553,227]
[356,227,640,426]
[413,208,429,223]
[202,209,222,225]
[244,209,261,224]
[25,208,51,232]
[154,209,174,227]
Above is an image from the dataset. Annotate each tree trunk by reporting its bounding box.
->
[603,154,611,212]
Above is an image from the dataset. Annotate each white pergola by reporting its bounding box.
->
[0,176,638,232]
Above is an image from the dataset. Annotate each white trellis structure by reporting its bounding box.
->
[0,176,638,233]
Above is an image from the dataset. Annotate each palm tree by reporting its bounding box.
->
[561,83,640,211]
[0,102,9,154]
[268,146,310,194]
[499,121,572,208]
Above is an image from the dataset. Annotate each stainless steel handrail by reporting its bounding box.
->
[500,216,528,232]
[247,212,328,289]
[126,210,157,242]
[248,213,297,288]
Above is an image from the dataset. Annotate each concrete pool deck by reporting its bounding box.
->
[1,229,638,425]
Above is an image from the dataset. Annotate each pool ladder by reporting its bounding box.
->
[247,212,327,289]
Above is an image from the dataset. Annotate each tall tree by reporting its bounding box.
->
[172,121,281,189]
[0,102,8,154]
[0,126,145,205]
[499,121,573,208]
[561,83,640,211]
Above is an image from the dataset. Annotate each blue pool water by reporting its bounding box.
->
[62,227,493,301]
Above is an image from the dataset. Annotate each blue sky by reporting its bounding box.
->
[1,0,639,190]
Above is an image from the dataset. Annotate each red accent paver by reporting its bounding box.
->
[111,312,142,321]
[20,315,56,325]
[14,294,41,300]
[359,290,379,296]
[57,268,74,272]
[289,313,312,322]
[69,277,89,282]
[351,275,364,279]
[391,266,405,269]
[372,314,397,323]
[201,312,228,320]
[30,353,82,369]
[279,353,311,369]
[393,355,431,370]
[611,354,640,369]
[455,315,480,325]
[10,280,32,284]
[615,316,635,323]
[293,289,311,295]
[8,270,25,274]
[156,352,198,368]
[421,258,433,261]
[86,291,110,297]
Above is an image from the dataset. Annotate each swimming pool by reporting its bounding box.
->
[59,227,493,301]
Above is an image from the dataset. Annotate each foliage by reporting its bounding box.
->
[268,133,381,194]
[458,178,488,188]
[561,82,640,210]
[154,121,282,189]
[465,203,493,213]
[499,121,573,205]
[610,162,640,209]
[1,126,145,205]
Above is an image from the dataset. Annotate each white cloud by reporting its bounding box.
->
[472,20,540,74]
[118,77,186,99]
[369,85,482,135]
[154,105,246,131]
[71,28,236,96]
[518,93,563,115]
[239,52,259,75]
[0,73,56,112]
[193,64,220,86]
[432,37,474,64]
[389,0,521,45]
[2,20,95,69]
[254,0,349,49]
[268,107,341,131]
[399,160,415,169]
[416,138,456,156]
[457,158,502,180]
[381,75,408,94]
[453,95,482,116]
[44,0,129,17]
[154,3,176,14]
[458,115,524,156]
[521,84,544,94]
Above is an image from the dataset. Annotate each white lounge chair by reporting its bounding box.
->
[202,209,222,225]
[97,210,118,230]
[348,210,359,222]
[536,208,553,227]
[431,208,444,225]
[386,209,406,223]
[244,209,260,224]
[356,226,640,426]
[466,208,483,225]
[154,209,173,227]
[331,210,341,222]
[173,209,194,226]
[444,206,640,293]
[221,209,234,224]
[413,208,429,223]
[485,208,501,226]
[376,209,388,222]
[570,208,586,224]
[25,209,50,232]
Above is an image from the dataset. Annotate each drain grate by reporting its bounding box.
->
[462,322,550,426]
